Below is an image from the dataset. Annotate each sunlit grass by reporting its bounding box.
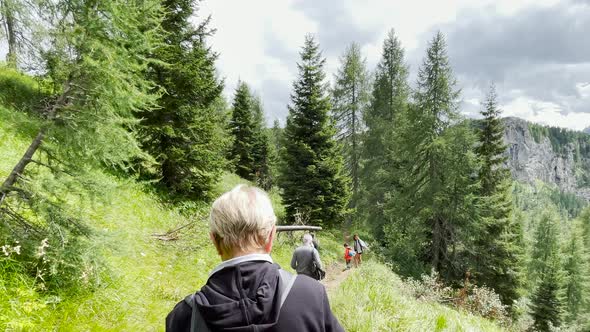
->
[329,260,507,332]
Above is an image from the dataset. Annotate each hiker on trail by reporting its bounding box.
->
[311,232,320,251]
[343,243,354,271]
[166,185,343,332]
[352,234,368,267]
[291,233,325,280]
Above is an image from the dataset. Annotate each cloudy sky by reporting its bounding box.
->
[199,0,590,130]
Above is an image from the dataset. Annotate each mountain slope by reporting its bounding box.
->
[0,104,504,331]
[503,117,590,200]
[329,261,505,332]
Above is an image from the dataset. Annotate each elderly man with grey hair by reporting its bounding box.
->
[166,185,343,332]
[291,233,323,279]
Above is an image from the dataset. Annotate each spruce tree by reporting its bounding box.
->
[251,95,273,189]
[270,119,283,153]
[229,82,256,181]
[359,29,409,239]
[332,42,369,204]
[473,84,522,306]
[563,222,588,324]
[279,35,350,227]
[137,4,227,199]
[531,260,562,331]
[383,32,479,279]
[530,210,562,331]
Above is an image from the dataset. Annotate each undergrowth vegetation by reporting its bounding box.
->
[329,261,505,331]
[0,102,341,330]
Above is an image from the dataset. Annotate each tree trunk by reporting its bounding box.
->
[276,225,322,232]
[1,0,18,68]
[351,80,358,200]
[0,128,45,204]
[432,216,441,271]
[0,84,69,205]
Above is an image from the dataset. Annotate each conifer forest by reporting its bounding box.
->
[1,0,589,330]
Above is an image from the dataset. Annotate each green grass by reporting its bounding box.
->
[329,261,506,332]
[1,100,504,331]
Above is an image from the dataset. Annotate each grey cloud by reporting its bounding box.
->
[260,78,292,125]
[290,0,384,56]
[412,0,590,117]
[263,27,299,66]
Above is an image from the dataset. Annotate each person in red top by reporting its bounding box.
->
[343,243,353,271]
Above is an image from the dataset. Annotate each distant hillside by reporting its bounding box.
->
[503,117,590,200]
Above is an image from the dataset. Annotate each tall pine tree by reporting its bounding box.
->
[473,84,522,306]
[332,42,369,204]
[383,32,479,279]
[530,210,563,331]
[359,29,409,239]
[563,222,588,325]
[137,4,227,199]
[229,81,256,181]
[251,95,273,190]
[279,35,350,227]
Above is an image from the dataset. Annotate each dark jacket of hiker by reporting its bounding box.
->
[291,245,323,278]
[165,255,343,332]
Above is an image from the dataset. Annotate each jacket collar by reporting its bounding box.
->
[209,253,274,276]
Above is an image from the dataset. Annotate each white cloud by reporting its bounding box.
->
[577,82,590,99]
[1,0,585,131]
[502,96,590,131]
[199,0,584,129]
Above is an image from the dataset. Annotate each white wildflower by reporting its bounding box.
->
[36,238,49,258]
[13,245,20,255]
[1,245,9,256]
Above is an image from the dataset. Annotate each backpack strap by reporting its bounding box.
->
[184,294,210,332]
[183,269,297,331]
[278,269,297,310]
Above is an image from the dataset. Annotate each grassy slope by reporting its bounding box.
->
[0,104,503,331]
[329,261,506,332]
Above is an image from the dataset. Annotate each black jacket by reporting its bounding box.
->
[166,260,344,332]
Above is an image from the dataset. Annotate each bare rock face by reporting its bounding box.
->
[503,117,590,200]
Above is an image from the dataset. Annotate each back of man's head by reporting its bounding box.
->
[302,233,313,246]
[210,185,276,255]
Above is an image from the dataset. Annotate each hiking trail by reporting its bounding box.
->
[322,262,352,294]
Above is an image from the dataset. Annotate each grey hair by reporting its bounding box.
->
[302,233,314,247]
[209,184,277,253]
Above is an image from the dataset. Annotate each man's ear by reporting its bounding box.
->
[264,226,276,253]
[210,232,223,256]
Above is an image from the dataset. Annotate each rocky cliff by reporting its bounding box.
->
[503,117,590,200]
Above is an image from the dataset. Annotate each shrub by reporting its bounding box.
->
[0,65,48,112]
[402,270,510,324]
[464,286,508,322]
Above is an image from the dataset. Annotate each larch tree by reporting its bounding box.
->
[229,81,256,181]
[279,35,350,227]
[0,0,163,289]
[383,31,479,279]
[331,42,369,205]
[0,0,32,67]
[473,84,522,306]
[359,29,409,239]
[136,2,227,199]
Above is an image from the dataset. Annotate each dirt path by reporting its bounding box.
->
[321,262,352,293]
